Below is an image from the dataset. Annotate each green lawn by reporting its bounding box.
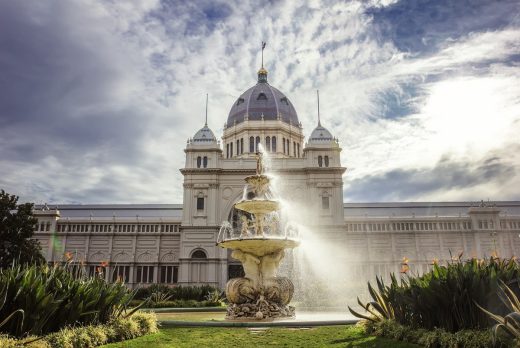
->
[102,325,418,347]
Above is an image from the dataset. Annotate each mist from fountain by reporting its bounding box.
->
[260,149,366,312]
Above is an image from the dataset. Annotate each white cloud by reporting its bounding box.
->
[1,0,519,203]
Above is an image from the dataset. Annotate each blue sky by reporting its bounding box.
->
[0,0,519,204]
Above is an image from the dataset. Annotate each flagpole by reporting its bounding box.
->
[205,93,208,126]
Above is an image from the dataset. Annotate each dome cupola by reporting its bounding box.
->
[193,125,216,143]
[309,124,334,143]
[226,43,299,128]
[308,90,335,144]
[190,94,217,144]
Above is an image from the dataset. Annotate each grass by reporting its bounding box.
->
[101,325,418,347]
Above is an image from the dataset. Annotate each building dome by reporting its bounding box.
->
[192,124,216,143]
[308,124,334,143]
[226,69,299,127]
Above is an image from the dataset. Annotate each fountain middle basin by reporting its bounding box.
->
[218,237,299,256]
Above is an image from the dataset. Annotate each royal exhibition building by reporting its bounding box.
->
[31,65,520,291]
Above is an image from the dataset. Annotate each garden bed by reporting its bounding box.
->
[0,311,158,348]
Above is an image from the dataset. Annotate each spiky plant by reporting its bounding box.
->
[348,276,395,322]
[477,280,520,345]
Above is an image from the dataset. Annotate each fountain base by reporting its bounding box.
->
[224,275,295,320]
[226,302,295,321]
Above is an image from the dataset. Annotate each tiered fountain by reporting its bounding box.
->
[217,152,300,320]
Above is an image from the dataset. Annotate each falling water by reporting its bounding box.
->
[250,148,368,312]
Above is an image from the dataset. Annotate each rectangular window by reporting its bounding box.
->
[197,197,204,210]
[322,196,329,210]
[112,266,130,283]
[160,266,179,284]
[136,266,154,283]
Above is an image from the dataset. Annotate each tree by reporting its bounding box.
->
[0,190,45,268]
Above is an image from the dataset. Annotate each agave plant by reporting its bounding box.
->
[350,256,520,333]
[477,280,520,345]
[348,276,395,322]
[0,282,24,333]
[0,263,145,337]
[205,289,225,306]
[149,290,173,306]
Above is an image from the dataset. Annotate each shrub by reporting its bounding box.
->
[110,317,141,341]
[0,335,17,348]
[351,257,520,332]
[131,311,158,335]
[37,311,156,348]
[0,263,143,337]
[365,320,501,348]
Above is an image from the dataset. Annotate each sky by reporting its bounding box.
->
[0,0,519,204]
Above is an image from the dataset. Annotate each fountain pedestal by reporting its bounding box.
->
[217,153,299,320]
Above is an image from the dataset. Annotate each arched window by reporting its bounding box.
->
[240,138,244,155]
[255,136,260,152]
[282,138,285,154]
[266,136,271,152]
[272,136,277,152]
[191,249,207,259]
[287,139,290,155]
[196,156,202,168]
[203,156,208,168]
[226,144,229,159]
[236,140,240,155]
[297,144,300,158]
[230,142,233,158]
[249,137,254,153]
[318,155,323,167]
[293,142,296,156]
[324,155,329,167]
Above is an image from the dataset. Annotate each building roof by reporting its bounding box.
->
[308,124,334,143]
[343,202,520,218]
[226,69,299,127]
[36,202,520,220]
[36,204,183,219]
[193,125,217,143]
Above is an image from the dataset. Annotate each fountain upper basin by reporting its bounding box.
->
[234,199,280,215]
[217,237,299,256]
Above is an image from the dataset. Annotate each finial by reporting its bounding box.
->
[317,90,321,126]
[205,93,208,126]
[258,41,268,83]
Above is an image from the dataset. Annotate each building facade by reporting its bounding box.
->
[32,65,520,289]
